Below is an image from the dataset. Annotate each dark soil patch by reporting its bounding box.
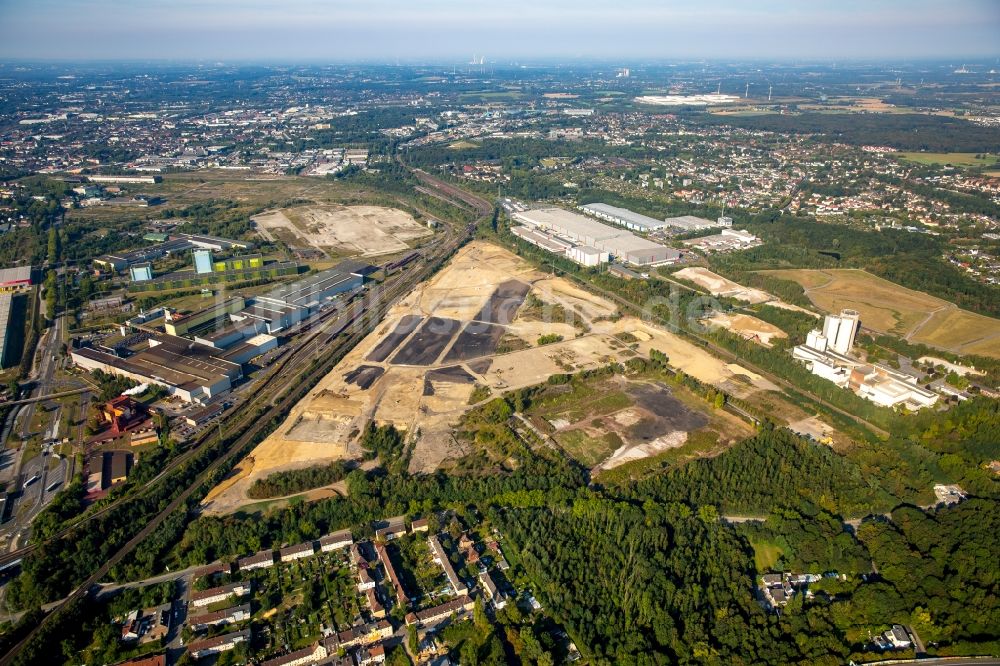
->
[423,366,475,396]
[442,321,506,362]
[367,315,424,362]
[467,359,493,374]
[475,279,531,324]
[344,365,385,389]
[428,365,476,384]
[627,383,708,441]
[392,317,462,366]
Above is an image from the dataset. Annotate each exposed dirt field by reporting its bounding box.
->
[367,315,423,362]
[442,323,507,363]
[787,416,834,444]
[760,268,1000,358]
[524,374,753,472]
[674,267,771,304]
[702,313,788,347]
[202,242,778,514]
[476,280,531,325]
[392,317,463,366]
[253,204,431,257]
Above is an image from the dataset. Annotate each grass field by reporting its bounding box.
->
[761,268,1000,358]
[750,539,784,571]
[895,152,998,167]
[555,429,624,468]
[448,140,480,149]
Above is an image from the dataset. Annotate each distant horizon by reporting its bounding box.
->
[1,0,998,61]
[1,56,999,68]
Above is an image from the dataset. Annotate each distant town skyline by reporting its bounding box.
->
[0,0,998,62]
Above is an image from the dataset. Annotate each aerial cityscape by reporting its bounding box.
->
[0,1,997,665]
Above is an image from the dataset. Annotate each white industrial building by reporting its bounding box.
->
[567,244,611,267]
[683,228,760,253]
[662,215,721,232]
[792,311,937,410]
[238,261,367,333]
[0,294,14,369]
[821,309,861,355]
[512,207,679,266]
[579,202,668,232]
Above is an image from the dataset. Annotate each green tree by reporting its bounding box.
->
[47,226,59,264]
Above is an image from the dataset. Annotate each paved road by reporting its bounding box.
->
[165,574,192,664]
[720,514,768,524]
[0,387,89,407]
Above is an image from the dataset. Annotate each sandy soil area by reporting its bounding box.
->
[597,431,689,471]
[674,267,771,304]
[253,204,431,257]
[202,242,775,514]
[702,313,788,347]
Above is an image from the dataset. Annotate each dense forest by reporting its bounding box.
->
[246,460,352,500]
[622,427,898,517]
[695,112,1000,153]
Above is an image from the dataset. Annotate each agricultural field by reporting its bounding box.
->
[762,268,1000,358]
[894,151,999,167]
[252,204,431,257]
[202,242,775,514]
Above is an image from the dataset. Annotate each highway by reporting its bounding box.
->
[0,166,491,665]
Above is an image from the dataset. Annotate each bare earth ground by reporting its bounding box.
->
[674,267,771,304]
[701,313,788,347]
[202,241,778,515]
[253,204,431,257]
[760,268,1000,358]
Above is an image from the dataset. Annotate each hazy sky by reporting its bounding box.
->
[1,0,998,61]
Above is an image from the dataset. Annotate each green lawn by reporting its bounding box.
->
[750,539,785,572]
[895,152,998,167]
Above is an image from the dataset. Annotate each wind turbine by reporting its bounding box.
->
[768,84,773,102]
[745,82,749,98]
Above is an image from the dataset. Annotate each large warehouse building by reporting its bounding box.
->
[0,294,14,369]
[71,335,243,403]
[578,203,731,234]
[239,261,368,332]
[578,203,668,232]
[512,207,679,266]
[164,297,246,337]
[662,215,727,232]
[0,266,33,292]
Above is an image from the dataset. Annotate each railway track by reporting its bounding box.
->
[0,168,485,665]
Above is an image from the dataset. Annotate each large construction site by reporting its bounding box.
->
[202,242,776,514]
[253,204,432,257]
